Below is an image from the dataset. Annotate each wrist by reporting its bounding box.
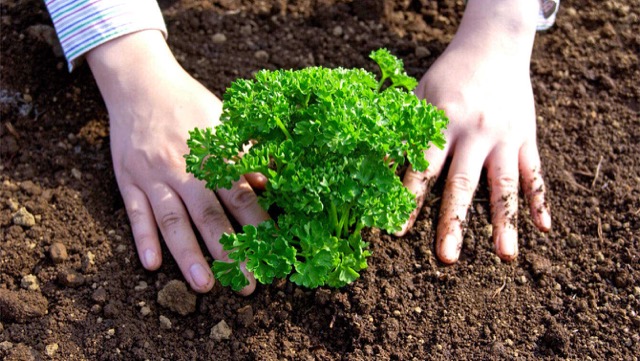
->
[87,30,183,110]
[455,0,538,58]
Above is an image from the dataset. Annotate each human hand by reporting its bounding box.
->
[396,0,551,263]
[87,30,269,294]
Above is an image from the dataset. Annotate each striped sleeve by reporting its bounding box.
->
[537,0,560,31]
[45,0,168,71]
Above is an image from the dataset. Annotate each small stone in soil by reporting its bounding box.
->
[57,270,85,287]
[140,306,151,317]
[0,288,48,322]
[159,315,172,330]
[134,281,148,291]
[567,233,581,248]
[157,280,197,316]
[45,343,59,356]
[332,25,343,36]
[0,341,13,351]
[415,46,431,58]
[20,274,39,291]
[7,198,19,212]
[103,302,120,318]
[91,287,107,303]
[236,305,254,327]
[483,224,493,239]
[211,33,226,44]
[210,320,232,341]
[49,242,68,263]
[12,207,36,227]
[529,254,552,276]
[254,50,269,61]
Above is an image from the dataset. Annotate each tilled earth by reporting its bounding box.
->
[1,0,639,360]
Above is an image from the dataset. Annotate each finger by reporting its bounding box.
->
[395,144,449,236]
[519,141,551,232]
[216,176,271,227]
[177,181,234,260]
[244,172,268,190]
[148,183,215,293]
[487,146,520,261]
[120,185,162,270]
[177,180,257,295]
[436,141,487,264]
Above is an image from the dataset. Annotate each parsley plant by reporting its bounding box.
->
[186,49,447,291]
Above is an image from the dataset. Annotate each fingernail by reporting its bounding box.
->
[540,211,552,231]
[440,235,459,263]
[498,229,518,260]
[190,263,212,288]
[143,249,157,268]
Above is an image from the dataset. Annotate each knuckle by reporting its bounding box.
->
[447,174,475,194]
[159,211,185,230]
[228,185,258,211]
[126,208,146,225]
[492,174,519,192]
[194,204,228,225]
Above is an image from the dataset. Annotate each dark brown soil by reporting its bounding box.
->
[1,0,639,360]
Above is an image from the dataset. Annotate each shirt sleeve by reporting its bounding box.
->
[44,0,168,71]
[536,0,560,31]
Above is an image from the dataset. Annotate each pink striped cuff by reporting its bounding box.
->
[45,0,168,71]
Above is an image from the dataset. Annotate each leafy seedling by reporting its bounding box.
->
[186,49,448,291]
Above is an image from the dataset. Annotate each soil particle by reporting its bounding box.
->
[236,305,254,327]
[157,280,197,316]
[159,315,172,330]
[541,316,570,357]
[210,320,232,341]
[11,207,35,227]
[382,317,400,341]
[48,242,68,263]
[134,281,148,291]
[414,45,431,58]
[6,198,19,212]
[45,343,59,357]
[19,274,39,291]
[211,32,226,43]
[0,341,12,351]
[613,270,630,288]
[91,287,107,303]
[140,306,151,317]
[567,233,581,248]
[528,253,552,276]
[25,24,63,57]
[18,180,41,196]
[103,301,121,318]
[3,343,37,361]
[315,288,331,305]
[0,288,48,322]
[81,251,96,272]
[254,50,269,61]
[57,269,85,287]
[332,25,343,37]
[0,135,19,156]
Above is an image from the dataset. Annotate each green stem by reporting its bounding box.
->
[352,221,365,238]
[275,116,293,140]
[338,203,354,238]
[330,201,339,236]
[377,77,387,92]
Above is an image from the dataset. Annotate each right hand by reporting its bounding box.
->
[87,30,269,294]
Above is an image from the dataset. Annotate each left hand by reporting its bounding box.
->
[396,0,551,263]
